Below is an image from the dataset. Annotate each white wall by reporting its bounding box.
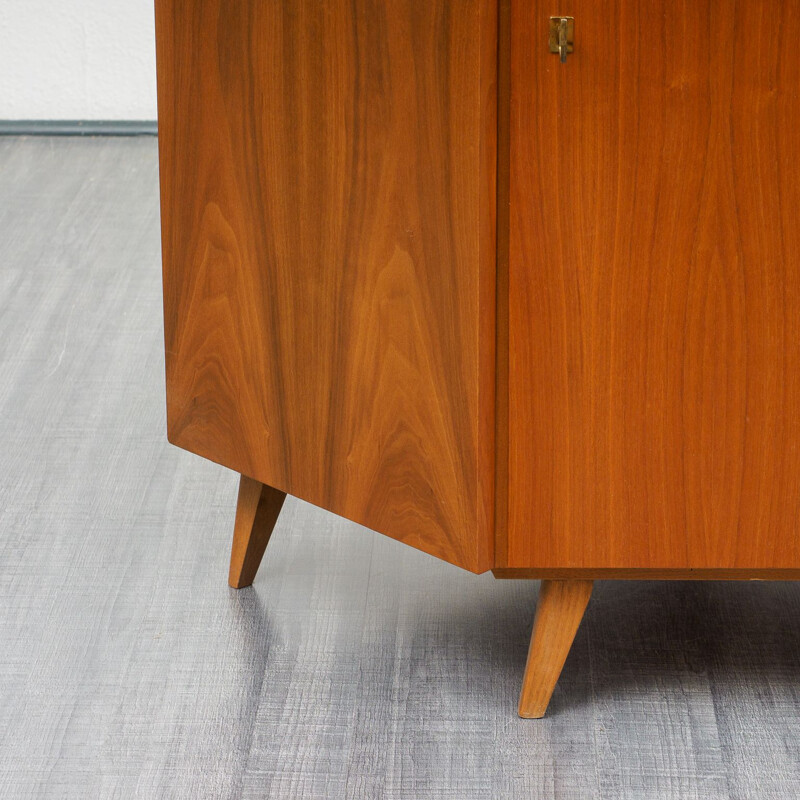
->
[0,0,157,120]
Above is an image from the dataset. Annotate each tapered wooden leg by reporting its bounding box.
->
[518,579,593,718]
[228,475,286,589]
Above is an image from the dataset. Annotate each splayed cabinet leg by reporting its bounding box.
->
[518,579,593,718]
[228,475,286,589]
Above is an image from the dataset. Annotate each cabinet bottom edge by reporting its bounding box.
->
[491,567,800,581]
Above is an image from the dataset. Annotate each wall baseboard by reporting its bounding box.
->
[0,120,157,136]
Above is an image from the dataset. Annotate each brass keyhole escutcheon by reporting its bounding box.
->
[548,16,574,62]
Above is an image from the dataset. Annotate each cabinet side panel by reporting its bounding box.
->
[507,0,800,568]
[155,0,496,571]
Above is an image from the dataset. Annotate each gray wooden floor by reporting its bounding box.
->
[2,137,800,799]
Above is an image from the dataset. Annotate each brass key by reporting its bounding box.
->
[548,17,574,63]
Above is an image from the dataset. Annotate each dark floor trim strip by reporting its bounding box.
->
[0,120,158,136]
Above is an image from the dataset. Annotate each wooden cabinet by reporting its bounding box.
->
[155,0,800,717]
[155,0,496,575]
[506,0,800,574]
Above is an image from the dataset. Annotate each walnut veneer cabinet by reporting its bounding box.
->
[155,0,800,717]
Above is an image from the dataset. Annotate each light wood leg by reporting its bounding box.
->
[228,475,286,589]
[518,579,593,718]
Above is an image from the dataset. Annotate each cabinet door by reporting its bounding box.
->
[155,0,496,572]
[507,0,800,568]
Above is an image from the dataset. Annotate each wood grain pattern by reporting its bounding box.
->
[494,0,512,568]
[518,580,593,718]
[506,0,800,569]
[228,475,286,589]
[155,0,497,573]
